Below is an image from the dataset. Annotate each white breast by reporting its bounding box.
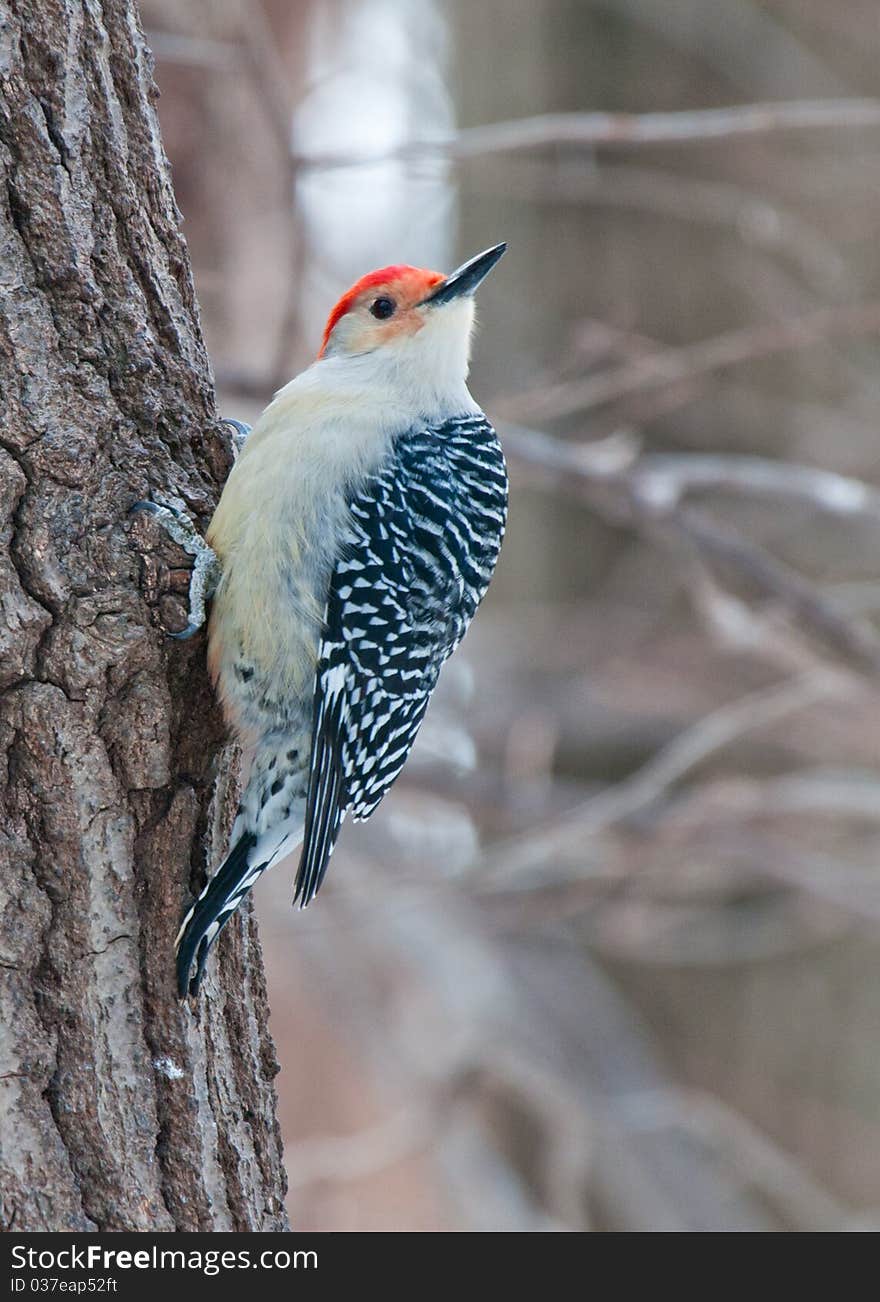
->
[206,365,405,736]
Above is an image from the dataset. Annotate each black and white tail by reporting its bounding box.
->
[175,746,308,996]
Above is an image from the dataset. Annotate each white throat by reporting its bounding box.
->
[321,297,479,421]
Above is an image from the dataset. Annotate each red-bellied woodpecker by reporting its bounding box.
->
[141,242,508,997]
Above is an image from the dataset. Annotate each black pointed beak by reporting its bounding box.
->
[421,242,507,306]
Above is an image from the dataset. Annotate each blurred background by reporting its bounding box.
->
[143,0,880,1230]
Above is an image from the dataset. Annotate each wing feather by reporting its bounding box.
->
[294,665,347,905]
[293,416,507,903]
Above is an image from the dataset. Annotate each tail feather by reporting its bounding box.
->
[175,747,309,997]
[175,830,263,997]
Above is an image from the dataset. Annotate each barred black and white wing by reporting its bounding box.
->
[294,414,508,905]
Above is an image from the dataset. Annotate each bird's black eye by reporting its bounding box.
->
[370,297,396,320]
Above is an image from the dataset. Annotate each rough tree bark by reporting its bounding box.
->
[0,0,288,1231]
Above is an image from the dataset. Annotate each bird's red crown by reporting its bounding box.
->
[319,265,444,357]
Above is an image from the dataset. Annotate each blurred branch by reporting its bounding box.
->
[669,510,880,671]
[290,100,880,169]
[725,833,880,924]
[479,670,848,886]
[655,768,880,829]
[472,160,853,300]
[606,0,850,102]
[505,425,880,523]
[550,316,880,452]
[630,1088,863,1232]
[570,673,844,828]
[497,301,880,423]
[503,424,880,677]
[630,453,880,519]
[145,31,239,70]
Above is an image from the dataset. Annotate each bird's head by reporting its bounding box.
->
[317,243,507,399]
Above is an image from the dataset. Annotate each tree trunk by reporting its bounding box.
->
[0,0,288,1231]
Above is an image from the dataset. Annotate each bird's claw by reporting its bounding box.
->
[169,620,205,642]
[220,418,252,458]
[131,496,206,557]
[131,495,220,638]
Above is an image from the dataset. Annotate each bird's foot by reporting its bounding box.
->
[130,497,220,639]
[221,417,252,459]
